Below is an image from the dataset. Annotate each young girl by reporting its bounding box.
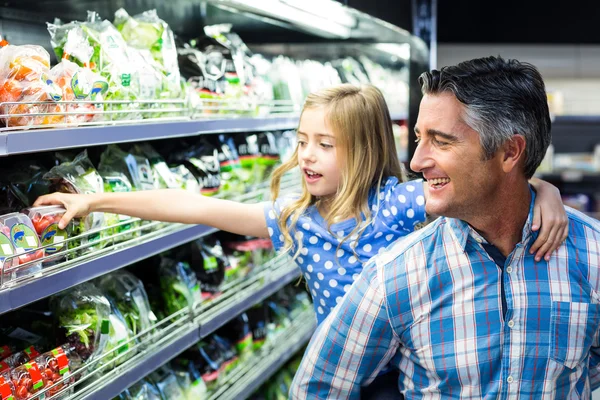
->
[34,84,567,323]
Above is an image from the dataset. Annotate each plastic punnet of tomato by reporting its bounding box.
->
[34,345,81,398]
[1,346,42,371]
[10,361,46,400]
[22,207,68,264]
[0,371,15,400]
[0,213,43,281]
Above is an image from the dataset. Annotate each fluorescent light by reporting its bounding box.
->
[217,0,353,39]
[280,0,357,28]
[374,43,411,61]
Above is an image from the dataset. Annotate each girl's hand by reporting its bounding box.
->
[529,179,568,261]
[33,192,93,229]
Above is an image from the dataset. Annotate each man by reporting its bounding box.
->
[289,56,600,399]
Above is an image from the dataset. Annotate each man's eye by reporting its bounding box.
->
[415,136,421,143]
[433,138,449,146]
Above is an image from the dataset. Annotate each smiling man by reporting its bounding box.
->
[289,56,600,399]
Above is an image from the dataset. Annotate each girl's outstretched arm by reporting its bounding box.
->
[33,189,269,238]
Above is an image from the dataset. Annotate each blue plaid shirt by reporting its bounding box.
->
[290,193,600,399]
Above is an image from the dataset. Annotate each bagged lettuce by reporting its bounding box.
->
[99,144,155,191]
[48,12,141,120]
[170,139,221,196]
[114,8,182,99]
[100,172,140,242]
[132,143,179,189]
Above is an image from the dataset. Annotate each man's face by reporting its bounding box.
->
[410,92,504,220]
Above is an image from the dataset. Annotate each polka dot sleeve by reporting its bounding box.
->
[263,196,298,252]
[379,178,427,231]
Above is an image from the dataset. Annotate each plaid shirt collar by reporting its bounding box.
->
[446,186,538,250]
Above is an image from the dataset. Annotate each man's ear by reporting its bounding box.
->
[502,135,527,173]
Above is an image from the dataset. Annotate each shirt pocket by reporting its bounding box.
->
[549,301,600,369]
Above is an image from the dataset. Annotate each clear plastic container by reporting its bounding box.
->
[22,206,68,264]
[33,345,82,398]
[10,361,47,399]
[1,346,42,370]
[0,213,43,280]
[0,372,15,400]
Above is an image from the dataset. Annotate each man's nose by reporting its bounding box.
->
[410,141,433,173]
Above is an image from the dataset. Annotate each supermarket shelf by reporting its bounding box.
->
[0,224,217,314]
[198,263,301,337]
[213,309,316,400]
[72,320,200,400]
[69,258,300,400]
[0,116,300,156]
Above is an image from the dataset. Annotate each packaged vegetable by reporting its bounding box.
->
[97,271,156,339]
[50,283,111,364]
[0,162,51,214]
[22,206,68,264]
[171,139,221,196]
[131,144,179,189]
[103,299,135,369]
[171,364,207,400]
[44,151,106,256]
[246,303,269,351]
[169,165,199,193]
[100,172,139,243]
[158,257,202,316]
[216,313,253,361]
[0,44,62,128]
[0,373,15,400]
[212,335,238,377]
[50,59,109,125]
[48,13,140,120]
[188,238,226,300]
[148,366,186,400]
[99,145,155,191]
[232,133,260,190]
[127,378,161,400]
[257,132,281,183]
[10,361,47,399]
[0,213,43,280]
[191,340,223,392]
[114,8,182,100]
[217,134,245,197]
[32,345,82,398]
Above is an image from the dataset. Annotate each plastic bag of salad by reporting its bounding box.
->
[100,171,140,243]
[97,270,156,341]
[48,12,141,120]
[132,143,179,189]
[114,8,182,99]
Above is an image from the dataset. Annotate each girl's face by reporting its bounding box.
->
[297,107,342,200]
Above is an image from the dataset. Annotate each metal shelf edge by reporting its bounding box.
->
[0,224,217,314]
[199,266,301,337]
[0,117,299,156]
[234,321,315,400]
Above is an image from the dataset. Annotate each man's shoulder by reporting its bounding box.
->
[375,216,448,268]
[566,206,600,233]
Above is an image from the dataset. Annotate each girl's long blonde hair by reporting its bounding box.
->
[270,84,404,257]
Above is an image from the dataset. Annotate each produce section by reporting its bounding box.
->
[0,0,424,398]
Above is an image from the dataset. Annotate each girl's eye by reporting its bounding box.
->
[298,140,307,147]
[320,143,333,149]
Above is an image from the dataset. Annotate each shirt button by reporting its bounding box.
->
[508,320,515,328]
[506,266,513,273]
[475,237,483,243]
[507,376,514,383]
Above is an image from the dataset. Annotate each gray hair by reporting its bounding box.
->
[419,56,551,178]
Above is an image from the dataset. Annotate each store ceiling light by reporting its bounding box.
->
[279,0,358,28]
[215,0,353,39]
